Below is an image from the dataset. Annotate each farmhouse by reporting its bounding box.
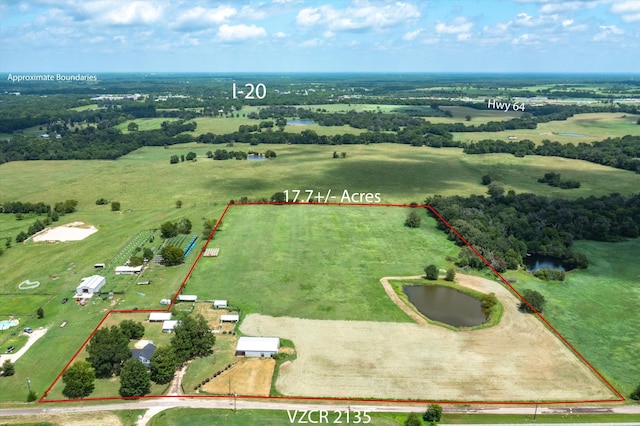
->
[75,275,105,297]
[213,300,227,308]
[115,265,143,275]
[178,294,197,302]
[220,314,239,323]
[131,342,157,368]
[235,336,280,358]
[162,320,179,333]
[148,312,172,322]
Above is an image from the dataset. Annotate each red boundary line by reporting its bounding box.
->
[39,202,625,405]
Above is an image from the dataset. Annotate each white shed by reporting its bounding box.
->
[148,312,172,322]
[115,265,143,275]
[76,275,105,296]
[178,294,198,302]
[162,320,179,332]
[235,336,280,358]
[213,300,227,308]
[220,314,239,323]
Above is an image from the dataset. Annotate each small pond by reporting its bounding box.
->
[247,155,265,161]
[403,285,486,327]
[288,119,314,125]
[524,254,565,272]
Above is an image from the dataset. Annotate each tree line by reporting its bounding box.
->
[426,191,640,272]
[463,135,640,173]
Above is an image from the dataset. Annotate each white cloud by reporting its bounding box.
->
[540,1,598,14]
[217,24,267,42]
[173,5,237,30]
[610,0,640,23]
[91,1,164,26]
[435,17,473,34]
[296,2,420,32]
[593,24,624,41]
[273,31,287,38]
[562,19,573,27]
[457,33,471,41]
[403,29,422,41]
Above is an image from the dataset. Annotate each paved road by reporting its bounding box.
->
[2,398,639,419]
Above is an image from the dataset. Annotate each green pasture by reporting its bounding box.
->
[116,117,180,134]
[453,112,640,144]
[186,204,458,321]
[146,407,640,425]
[439,105,523,123]
[507,238,640,397]
[185,116,364,137]
[69,104,99,112]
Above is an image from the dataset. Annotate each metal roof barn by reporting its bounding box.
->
[148,312,172,322]
[235,336,280,358]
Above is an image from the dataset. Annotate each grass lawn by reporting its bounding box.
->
[146,408,640,425]
[116,118,181,133]
[507,238,640,397]
[453,112,640,144]
[187,204,458,321]
[68,104,99,112]
[181,334,238,393]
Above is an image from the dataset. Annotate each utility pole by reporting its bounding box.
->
[533,400,539,421]
[27,377,31,394]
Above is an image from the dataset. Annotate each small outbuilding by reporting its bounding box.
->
[235,336,280,358]
[178,294,198,302]
[162,320,179,333]
[75,275,105,297]
[148,312,172,322]
[220,314,239,323]
[213,300,227,309]
[115,265,143,275]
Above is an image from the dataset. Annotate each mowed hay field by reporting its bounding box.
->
[241,274,616,402]
[452,112,640,144]
[187,204,458,322]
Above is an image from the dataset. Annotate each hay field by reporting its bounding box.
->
[201,358,275,396]
[240,274,615,402]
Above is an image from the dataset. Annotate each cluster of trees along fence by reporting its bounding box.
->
[426,192,640,272]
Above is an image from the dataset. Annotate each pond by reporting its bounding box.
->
[247,155,265,161]
[403,285,486,327]
[524,254,565,272]
[288,119,314,125]
[558,132,584,137]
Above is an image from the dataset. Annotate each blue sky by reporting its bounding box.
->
[1,0,639,73]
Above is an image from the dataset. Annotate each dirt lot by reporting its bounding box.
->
[240,274,615,401]
[201,357,275,396]
[192,302,237,332]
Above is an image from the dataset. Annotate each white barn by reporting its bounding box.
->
[178,294,197,302]
[213,300,227,308]
[148,312,172,322]
[220,314,239,323]
[162,320,179,332]
[235,336,280,358]
[76,275,105,297]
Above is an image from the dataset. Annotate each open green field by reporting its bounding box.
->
[507,238,640,397]
[146,408,640,425]
[69,104,100,112]
[187,204,459,321]
[115,117,181,133]
[453,112,640,144]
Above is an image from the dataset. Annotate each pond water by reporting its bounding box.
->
[247,155,265,161]
[558,132,584,137]
[288,119,314,125]
[0,319,19,331]
[403,285,486,327]
[524,254,565,272]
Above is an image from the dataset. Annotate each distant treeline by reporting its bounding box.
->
[464,135,640,173]
[426,192,640,273]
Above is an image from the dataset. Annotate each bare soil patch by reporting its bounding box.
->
[201,357,275,396]
[32,221,98,242]
[240,274,615,401]
[192,302,237,332]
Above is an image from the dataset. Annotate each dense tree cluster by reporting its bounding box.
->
[538,172,580,189]
[519,289,546,313]
[427,192,640,272]
[86,326,131,378]
[170,314,216,363]
[119,358,150,397]
[62,361,95,399]
[160,218,192,238]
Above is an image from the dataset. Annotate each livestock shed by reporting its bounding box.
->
[235,336,280,358]
[178,294,198,302]
[75,275,105,297]
[115,265,143,275]
[148,312,172,322]
[162,320,179,332]
[220,314,239,323]
[213,300,227,308]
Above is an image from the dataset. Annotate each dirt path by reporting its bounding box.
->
[1,328,47,364]
[379,275,427,325]
[167,361,189,396]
